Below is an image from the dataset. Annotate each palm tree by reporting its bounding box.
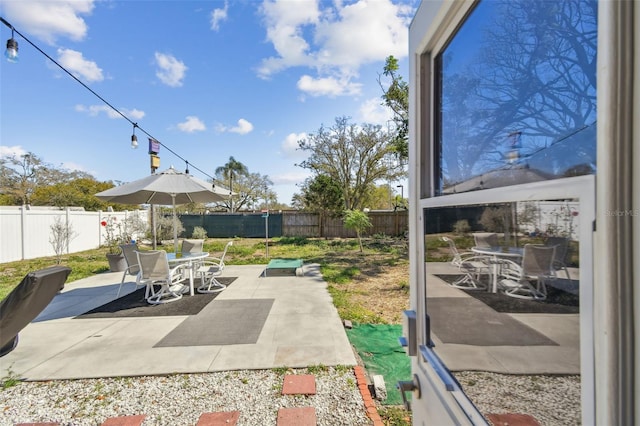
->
[215,156,248,213]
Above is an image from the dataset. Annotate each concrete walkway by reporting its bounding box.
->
[1,264,357,381]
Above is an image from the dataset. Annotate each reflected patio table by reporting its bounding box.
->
[471,246,523,293]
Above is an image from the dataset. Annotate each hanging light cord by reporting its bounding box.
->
[0,16,215,182]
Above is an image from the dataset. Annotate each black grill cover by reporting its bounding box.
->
[0,266,71,356]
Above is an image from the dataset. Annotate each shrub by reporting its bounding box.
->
[453,219,471,234]
[192,226,208,239]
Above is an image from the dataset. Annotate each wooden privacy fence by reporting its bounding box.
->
[282,210,409,238]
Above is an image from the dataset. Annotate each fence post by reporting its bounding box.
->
[20,205,27,260]
[65,207,71,254]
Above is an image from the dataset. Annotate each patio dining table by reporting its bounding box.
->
[167,252,209,296]
[471,246,523,293]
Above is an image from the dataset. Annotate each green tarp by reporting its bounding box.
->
[346,323,411,405]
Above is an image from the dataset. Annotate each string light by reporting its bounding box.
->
[131,123,138,149]
[1,16,216,182]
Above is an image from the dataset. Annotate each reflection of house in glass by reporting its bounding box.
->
[443,124,596,194]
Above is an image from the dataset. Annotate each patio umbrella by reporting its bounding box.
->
[95,167,229,251]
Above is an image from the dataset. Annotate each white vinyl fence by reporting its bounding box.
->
[0,206,148,263]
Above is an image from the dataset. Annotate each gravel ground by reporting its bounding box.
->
[455,372,581,425]
[0,367,372,426]
[1,368,582,426]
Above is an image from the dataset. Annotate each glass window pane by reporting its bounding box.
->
[436,0,597,195]
[423,199,581,423]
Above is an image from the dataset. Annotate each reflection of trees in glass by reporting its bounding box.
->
[517,201,541,234]
[440,0,597,186]
[479,205,511,233]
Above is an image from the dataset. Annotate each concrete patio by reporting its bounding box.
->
[0,264,357,381]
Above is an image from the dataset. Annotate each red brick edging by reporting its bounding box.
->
[354,365,383,425]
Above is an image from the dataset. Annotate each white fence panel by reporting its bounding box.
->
[23,210,64,260]
[0,209,22,262]
[0,207,148,263]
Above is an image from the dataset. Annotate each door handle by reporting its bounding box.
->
[396,374,421,411]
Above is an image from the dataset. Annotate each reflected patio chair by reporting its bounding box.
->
[441,236,489,290]
[545,236,571,280]
[196,241,233,293]
[500,244,556,300]
[473,232,499,248]
[116,242,141,298]
[136,250,187,304]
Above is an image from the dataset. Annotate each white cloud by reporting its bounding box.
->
[272,170,311,185]
[210,1,229,31]
[178,116,206,133]
[297,75,361,97]
[57,48,103,83]
[155,53,188,87]
[358,97,393,125]
[217,119,254,135]
[2,0,95,45]
[258,0,414,97]
[60,161,88,173]
[0,145,27,159]
[75,104,145,120]
[122,108,146,121]
[281,132,307,157]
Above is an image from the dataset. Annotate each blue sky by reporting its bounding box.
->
[0,0,415,205]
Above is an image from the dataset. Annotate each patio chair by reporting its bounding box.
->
[196,241,233,293]
[473,232,499,248]
[0,266,71,357]
[545,236,571,280]
[499,244,556,300]
[181,239,205,272]
[181,239,204,254]
[441,237,489,290]
[116,242,141,298]
[136,250,188,305]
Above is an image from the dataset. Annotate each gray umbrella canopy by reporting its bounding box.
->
[95,166,229,205]
[95,167,229,251]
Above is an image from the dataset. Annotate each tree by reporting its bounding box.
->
[213,167,273,212]
[379,55,409,162]
[343,209,372,252]
[49,216,77,264]
[0,152,43,205]
[215,156,249,213]
[297,117,405,210]
[299,175,344,237]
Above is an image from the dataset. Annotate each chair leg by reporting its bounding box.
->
[451,273,486,290]
[197,275,226,293]
[503,279,546,300]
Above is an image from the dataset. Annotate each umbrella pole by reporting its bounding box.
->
[151,204,157,250]
[172,195,178,254]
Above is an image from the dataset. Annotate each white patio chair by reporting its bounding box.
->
[441,236,489,290]
[181,239,204,254]
[136,250,188,304]
[545,236,571,280]
[116,242,141,298]
[500,244,556,300]
[196,241,233,293]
